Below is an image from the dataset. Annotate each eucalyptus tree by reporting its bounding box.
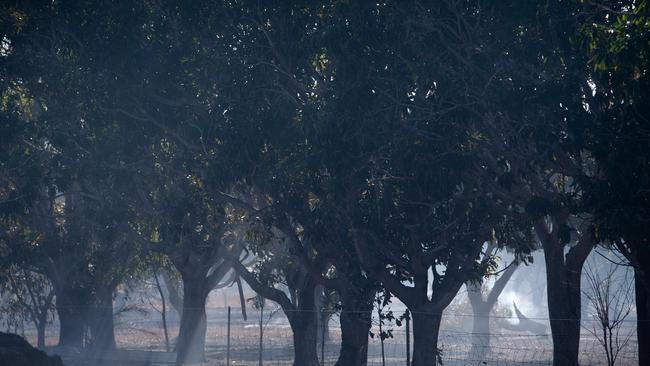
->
[88,3,280,363]
[284,3,536,365]
[229,226,323,366]
[1,1,252,362]
[477,0,645,351]
[214,3,399,364]
[578,1,650,362]
[1,2,273,362]
[132,160,245,365]
[0,267,55,349]
[471,3,606,365]
[1,1,152,350]
[220,2,533,365]
[103,2,382,364]
[466,244,520,359]
[0,92,143,351]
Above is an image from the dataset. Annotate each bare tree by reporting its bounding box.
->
[582,254,635,366]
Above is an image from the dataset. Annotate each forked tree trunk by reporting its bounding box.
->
[466,260,517,360]
[545,252,584,366]
[231,251,319,366]
[335,287,373,366]
[175,275,208,365]
[55,285,89,349]
[410,309,442,366]
[635,269,650,366]
[537,218,591,366]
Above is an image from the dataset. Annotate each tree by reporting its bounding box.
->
[230,223,323,366]
[1,1,154,351]
[466,244,520,360]
[465,3,599,364]
[0,267,55,349]
[0,2,262,362]
[298,3,533,364]
[1,2,645,366]
[578,2,650,362]
[582,255,635,366]
[226,3,534,365]
[133,169,244,364]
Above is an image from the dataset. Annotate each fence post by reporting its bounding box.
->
[227,306,231,365]
[379,307,386,366]
[258,305,264,366]
[405,310,410,366]
[321,309,326,366]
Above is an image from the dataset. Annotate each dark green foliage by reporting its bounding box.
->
[0,1,648,365]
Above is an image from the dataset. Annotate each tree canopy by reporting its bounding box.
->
[1,1,649,366]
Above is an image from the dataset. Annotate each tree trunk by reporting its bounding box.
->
[284,275,320,366]
[55,285,88,349]
[410,309,442,366]
[154,274,171,351]
[315,285,330,344]
[335,287,373,366]
[544,246,582,366]
[162,272,184,319]
[36,319,46,349]
[536,218,591,366]
[289,311,320,366]
[635,269,650,366]
[547,313,581,366]
[88,287,117,352]
[469,302,490,361]
[175,275,208,365]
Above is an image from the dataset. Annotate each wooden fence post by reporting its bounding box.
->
[406,310,410,366]
[227,306,231,365]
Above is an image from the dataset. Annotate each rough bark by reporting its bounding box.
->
[54,285,89,349]
[87,286,117,352]
[240,268,319,365]
[285,275,320,366]
[635,269,650,366]
[410,309,442,366]
[536,218,592,366]
[335,287,374,366]
[545,253,583,366]
[548,269,578,364]
[175,275,208,365]
[350,227,480,366]
[288,310,319,366]
[36,320,46,349]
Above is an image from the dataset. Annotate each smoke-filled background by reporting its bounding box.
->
[1,1,648,366]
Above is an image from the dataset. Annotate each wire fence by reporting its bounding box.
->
[9,307,640,366]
